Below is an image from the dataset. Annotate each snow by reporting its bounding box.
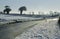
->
[15,19,60,39]
[0,14,60,39]
[0,14,41,20]
[0,14,43,24]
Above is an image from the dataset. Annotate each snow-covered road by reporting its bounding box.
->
[15,19,60,39]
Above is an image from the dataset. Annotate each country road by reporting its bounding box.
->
[0,20,41,39]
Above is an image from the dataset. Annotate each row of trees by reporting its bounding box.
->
[3,6,27,15]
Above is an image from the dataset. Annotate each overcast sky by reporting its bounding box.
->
[0,0,60,13]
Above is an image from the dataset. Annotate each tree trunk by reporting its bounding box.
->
[7,11,9,14]
[4,10,5,14]
[20,11,23,15]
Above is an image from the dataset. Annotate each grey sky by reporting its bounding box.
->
[0,0,60,13]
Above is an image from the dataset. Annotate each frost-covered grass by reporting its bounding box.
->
[15,19,60,39]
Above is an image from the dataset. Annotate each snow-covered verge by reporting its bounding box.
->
[15,19,60,39]
[0,14,43,24]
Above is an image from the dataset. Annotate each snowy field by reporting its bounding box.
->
[0,14,43,24]
[15,19,60,39]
